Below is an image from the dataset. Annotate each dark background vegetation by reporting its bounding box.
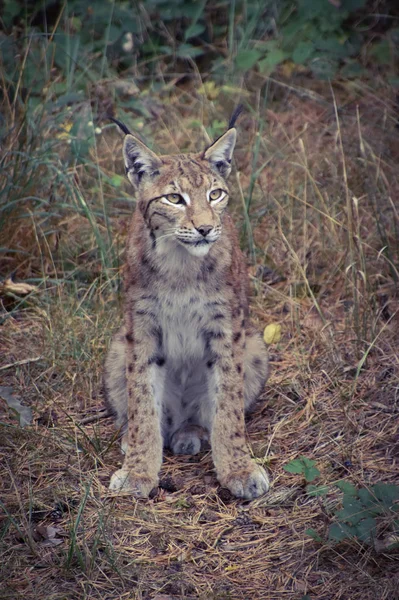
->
[1,1,398,599]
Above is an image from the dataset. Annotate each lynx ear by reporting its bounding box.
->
[123,134,162,187]
[202,128,237,178]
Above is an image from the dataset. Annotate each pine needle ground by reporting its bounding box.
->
[1,79,398,600]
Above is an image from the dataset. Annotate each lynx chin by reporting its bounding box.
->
[104,109,270,500]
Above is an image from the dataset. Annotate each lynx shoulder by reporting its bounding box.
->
[104,112,269,499]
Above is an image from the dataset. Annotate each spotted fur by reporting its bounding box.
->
[104,119,270,499]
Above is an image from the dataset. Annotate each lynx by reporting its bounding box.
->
[104,110,270,499]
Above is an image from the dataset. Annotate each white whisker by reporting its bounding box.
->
[155,232,177,242]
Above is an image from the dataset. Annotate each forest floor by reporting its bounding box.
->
[1,74,399,600]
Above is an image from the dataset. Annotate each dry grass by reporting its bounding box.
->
[1,76,398,599]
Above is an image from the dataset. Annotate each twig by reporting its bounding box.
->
[0,356,44,371]
[79,409,113,425]
[211,526,235,549]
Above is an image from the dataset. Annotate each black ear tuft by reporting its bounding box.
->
[108,116,132,136]
[228,104,244,130]
[110,116,162,188]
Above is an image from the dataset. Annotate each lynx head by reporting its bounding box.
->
[112,111,240,257]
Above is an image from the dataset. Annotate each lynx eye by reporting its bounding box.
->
[209,189,224,202]
[164,193,185,205]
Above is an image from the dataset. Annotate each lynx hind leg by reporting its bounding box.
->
[170,424,209,456]
[243,327,269,411]
[104,326,128,444]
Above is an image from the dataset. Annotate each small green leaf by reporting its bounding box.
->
[2,0,21,28]
[369,40,391,64]
[283,456,320,482]
[329,522,354,542]
[176,44,204,59]
[283,458,306,475]
[306,528,323,542]
[358,488,382,514]
[355,517,376,543]
[337,497,366,526]
[301,457,321,482]
[340,61,365,79]
[310,57,338,80]
[336,480,357,496]
[304,466,320,482]
[292,41,314,64]
[372,483,399,510]
[54,93,84,108]
[110,175,124,188]
[158,45,173,55]
[71,16,82,32]
[235,49,263,71]
[108,24,123,44]
[306,484,329,497]
[258,49,288,74]
[315,37,349,58]
[174,498,191,509]
[341,0,367,9]
[185,23,206,40]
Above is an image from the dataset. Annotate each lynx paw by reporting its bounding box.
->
[109,468,157,498]
[222,464,270,500]
[170,425,208,455]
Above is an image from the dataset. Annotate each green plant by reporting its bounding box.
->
[329,481,399,545]
[283,456,320,483]
[1,0,397,94]
[230,0,398,81]
[307,481,399,548]
[265,0,368,79]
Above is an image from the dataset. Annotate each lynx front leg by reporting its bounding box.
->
[208,313,269,500]
[109,323,164,497]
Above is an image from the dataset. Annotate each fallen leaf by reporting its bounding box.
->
[295,580,307,592]
[255,264,285,284]
[33,525,65,547]
[263,323,282,345]
[0,278,37,296]
[303,309,324,331]
[0,386,33,426]
[374,533,399,553]
[280,60,307,78]
[114,79,139,96]
[253,487,298,508]
[34,525,56,539]
[41,538,64,547]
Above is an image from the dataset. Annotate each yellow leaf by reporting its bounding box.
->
[280,61,306,78]
[263,323,281,345]
[198,81,220,100]
[56,121,73,139]
[221,85,250,97]
[1,278,38,296]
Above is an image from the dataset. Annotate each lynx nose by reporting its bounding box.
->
[196,225,213,238]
